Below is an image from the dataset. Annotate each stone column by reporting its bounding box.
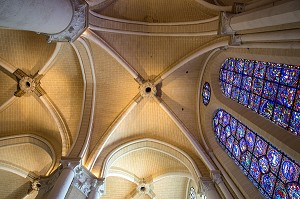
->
[0,0,88,42]
[211,170,233,199]
[219,0,300,35]
[88,179,105,199]
[47,158,81,199]
[199,178,221,199]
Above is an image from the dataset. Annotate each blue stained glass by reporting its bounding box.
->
[239,90,249,106]
[266,63,281,83]
[226,136,234,152]
[233,73,242,87]
[216,125,222,138]
[220,58,300,136]
[222,82,232,98]
[220,69,227,81]
[222,59,229,70]
[267,147,282,173]
[263,81,278,100]
[231,86,240,101]
[280,158,300,182]
[245,129,255,152]
[241,151,252,170]
[228,58,235,71]
[276,85,296,108]
[274,182,288,199]
[239,138,247,153]
[289,111,300,135]
[235,58,244,73]
[280,68,300,88]
[233,141,241,160]
[259,99,274,119]
[254,61,266,78]
[254,137,267,157]
[223,112,230,126]
[213,109,300,198]
[248,94,261,112]
[236,123,246,140]
[242,76,252,92]
[250,158,261,182]
[252,78,264,95]
[225,125,231,137]
[202,82,211,106]
[272,105,291,128]
[213,117,218,128]
[293,90,300,111]
[228,71,234,84]
[230,118,238,135]
[259,156,270,174]
[220,128,226,143]
[261,173,276,196]
[286,182,300,199]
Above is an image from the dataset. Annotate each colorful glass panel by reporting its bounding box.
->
[202,82,211,106]
[213,109,300,198]
[220,58,300,136]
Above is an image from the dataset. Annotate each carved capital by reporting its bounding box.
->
[218,12,235,35]
[72,166,105,196]
[48,0,88,42]
[229,35,242,46]
[199,177,215,196]
[211,170,223,185]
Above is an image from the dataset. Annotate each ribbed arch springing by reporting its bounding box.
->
[219,58,300,136]
[213,109,300,199]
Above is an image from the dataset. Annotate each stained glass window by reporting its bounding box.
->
[213,109,300,199]
[220,58,300,136]
[190,187,196,199]
[202,82,211,106]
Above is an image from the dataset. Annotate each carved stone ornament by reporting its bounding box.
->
[218,12,235,35]
[72,166,105,196]
[139,81,157,98]
[13,69,45,97]
[34,166,63,199]
[199,178,215,196]
[211,170,223,185]
[229,34,242,46]
[232,2,245,14]
[48,0,88,42]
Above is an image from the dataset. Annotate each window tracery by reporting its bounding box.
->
[219,58,300,136]
[213,109,300,199]
[190,187,196,199]
[202,82,211,106]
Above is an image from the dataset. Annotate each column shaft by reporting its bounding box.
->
[88,190,101,199]
[0,0,73,34]
[47,168,75,199]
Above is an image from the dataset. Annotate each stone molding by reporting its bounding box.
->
[48,0,88,42]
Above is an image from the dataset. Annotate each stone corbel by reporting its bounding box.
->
[218,12,235,35]
[199,177,215,196]
[211,170,222,185]
[48,0,88,42]
[232,2,245,14]
[229,34,242,46]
